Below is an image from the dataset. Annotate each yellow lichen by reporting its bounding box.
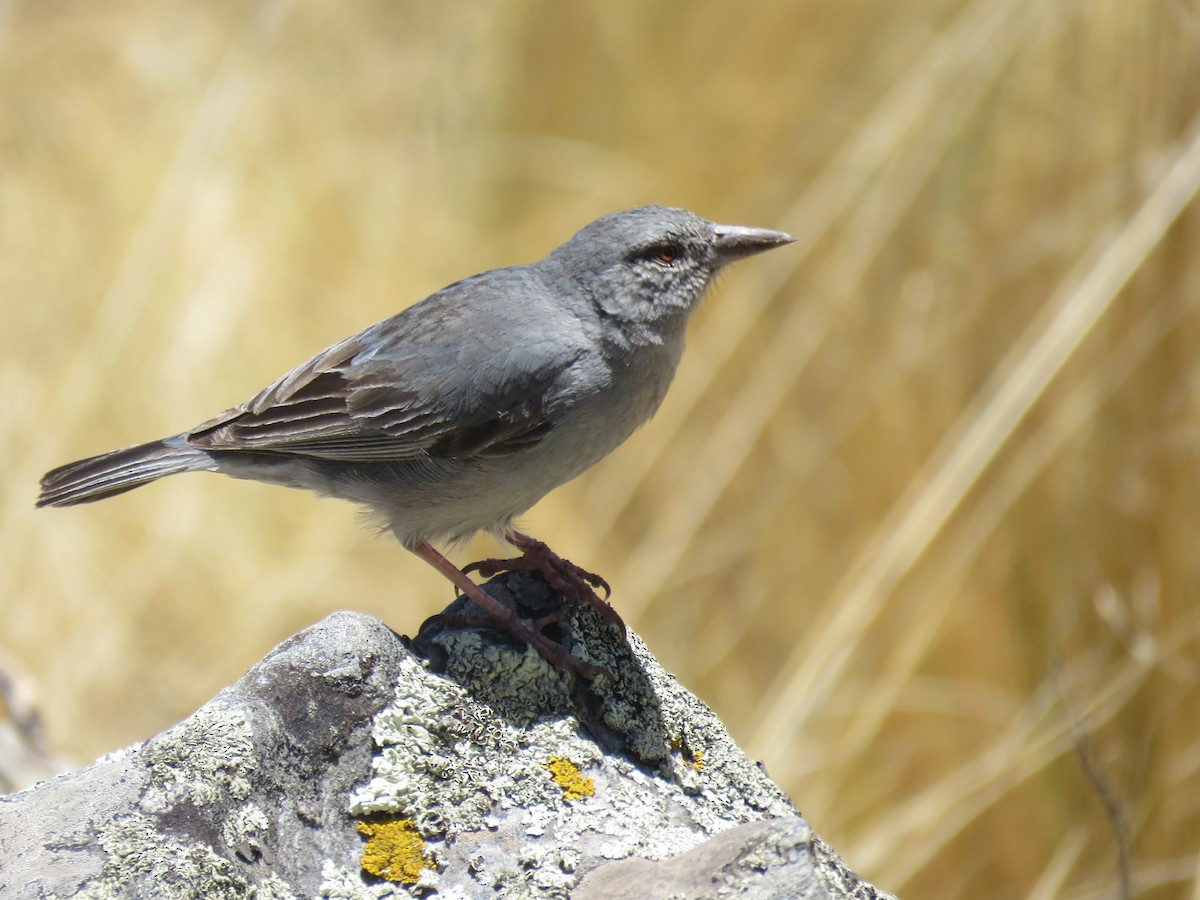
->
[543,756,595,800]
[357,817,434,884]
[671,737,705,771]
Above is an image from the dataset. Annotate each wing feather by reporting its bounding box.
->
[186,287,577,463]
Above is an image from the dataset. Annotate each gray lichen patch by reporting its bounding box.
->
[141,698,260,810]
[49,699,299,900]
[349,653,599,835]
[62,813,298,900]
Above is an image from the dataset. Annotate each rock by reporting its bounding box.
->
[0,573,893,899]
[574,818,886,900]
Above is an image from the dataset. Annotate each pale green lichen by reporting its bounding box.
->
[319,860,383,899]
[142,701,258,809]
[348,654,601,834]
[222,802,271,856]
[64,814,282,900]
[56,702,297,900]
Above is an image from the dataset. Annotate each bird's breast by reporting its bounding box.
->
[546,338,682,475]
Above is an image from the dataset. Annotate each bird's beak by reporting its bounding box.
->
[711,223,795,266]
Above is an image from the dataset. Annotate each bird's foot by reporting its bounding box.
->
[412,541,605,682]
[464,531,624,633]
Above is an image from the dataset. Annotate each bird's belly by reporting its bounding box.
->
[337,367,670,546]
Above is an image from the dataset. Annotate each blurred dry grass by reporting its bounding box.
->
[3,1,1199,896]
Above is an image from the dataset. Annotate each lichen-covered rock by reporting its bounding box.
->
[1,610,408,898]
[0,573,893,899]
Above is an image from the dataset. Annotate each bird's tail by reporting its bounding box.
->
[37,435,212,508]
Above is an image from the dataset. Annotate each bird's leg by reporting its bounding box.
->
[463,531,624,633]
[411,541,601,680]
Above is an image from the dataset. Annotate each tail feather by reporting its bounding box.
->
[37,436,211,508]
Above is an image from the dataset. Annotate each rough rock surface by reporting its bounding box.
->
[0,572,894,899]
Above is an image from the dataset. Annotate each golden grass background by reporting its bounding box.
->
[4,1,1200,896]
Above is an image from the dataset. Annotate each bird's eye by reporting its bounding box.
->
[641,242,682,266]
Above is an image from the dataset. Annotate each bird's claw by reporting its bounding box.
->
[465,534,624,633]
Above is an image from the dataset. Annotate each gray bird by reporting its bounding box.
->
[38,206,793,675]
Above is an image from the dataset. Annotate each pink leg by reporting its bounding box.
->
[411,541,600,679]
[463,531,625,633]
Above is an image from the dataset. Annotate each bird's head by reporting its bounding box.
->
[545,206,793,348]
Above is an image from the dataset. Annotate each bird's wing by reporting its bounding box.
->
[188,281,579,462]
